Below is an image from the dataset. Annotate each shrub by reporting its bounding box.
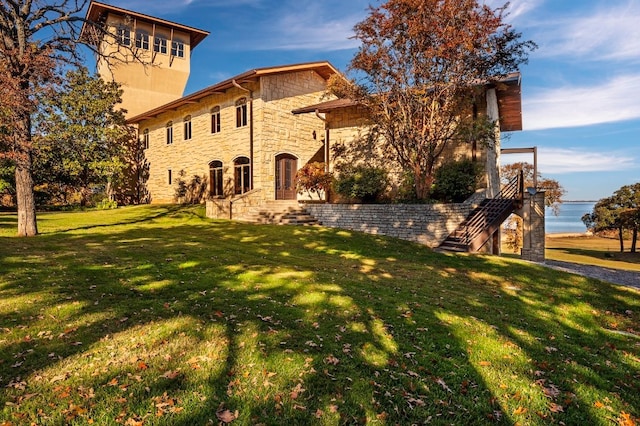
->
[334,165,387,202]
[96,198,118,210]
[432,159,483,203]
[296,162,332,200]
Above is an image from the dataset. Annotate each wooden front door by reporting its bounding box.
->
[275,155,297,200]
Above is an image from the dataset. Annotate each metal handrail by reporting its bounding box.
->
[458,171,523,246]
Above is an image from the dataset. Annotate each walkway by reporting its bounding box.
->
[542,260,640,290]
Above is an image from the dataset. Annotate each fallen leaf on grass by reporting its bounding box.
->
[324,355,340,365]
[618,412,637,426]
[435,377,452,393]
[216,409,238,423]
[549,403,564,413]
[513,406,528,415]
[160,370,181,379]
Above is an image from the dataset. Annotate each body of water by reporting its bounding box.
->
[545,201,595,234]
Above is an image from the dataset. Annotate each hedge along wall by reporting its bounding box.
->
[305,201,477,248]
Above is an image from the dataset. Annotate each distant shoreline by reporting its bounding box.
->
[546,232,591,238]
[561,200,597,203]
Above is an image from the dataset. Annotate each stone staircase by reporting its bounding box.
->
[235,200,320,225]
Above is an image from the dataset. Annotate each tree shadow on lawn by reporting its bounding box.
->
[0,219,638,424]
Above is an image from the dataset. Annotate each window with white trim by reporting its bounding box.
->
[117,26,131,46]
[135,30,149,50]
[154,36,167,54]
[211,106,221,134]
[171,40,185,58]
[236,97,247,128]
[183,115,192,140]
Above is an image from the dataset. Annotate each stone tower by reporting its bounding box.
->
[82,1,209,119]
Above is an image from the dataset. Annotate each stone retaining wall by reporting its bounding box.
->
[305,201,477,248]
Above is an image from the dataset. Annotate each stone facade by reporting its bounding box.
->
[517,191,546,262]
[139,68,331,204]
[306,202,475,248]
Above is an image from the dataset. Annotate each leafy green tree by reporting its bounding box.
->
[335,0,536,200]
[34,67,134,207]
[582,183,640,253]
[0,1,146,235]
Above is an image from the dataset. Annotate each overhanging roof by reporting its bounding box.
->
[81,1,210,49]
[293,72,523,132]
[127,61,341,123]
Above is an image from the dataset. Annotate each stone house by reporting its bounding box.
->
[83,1,544,260]
[127,62,340,205]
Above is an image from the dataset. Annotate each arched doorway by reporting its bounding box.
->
[209,160,223,197]
[275,154,297,200]
[234,157,251,195]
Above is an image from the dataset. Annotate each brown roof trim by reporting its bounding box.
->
[293,72,523,132]
[127,61,341,123]
[81,1,210,49]
[292,98,359,114]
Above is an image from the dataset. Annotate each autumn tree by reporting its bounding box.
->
[338,0,535,200]
[34,67,134,206]
[501,162,565,252]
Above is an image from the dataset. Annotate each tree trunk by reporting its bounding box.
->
[618,227,624,253]
[631,227,637,253]
[15,156,38,237]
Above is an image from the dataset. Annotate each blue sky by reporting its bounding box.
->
[96,0,640,201]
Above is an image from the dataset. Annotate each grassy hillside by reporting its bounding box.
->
[0,206,638,425]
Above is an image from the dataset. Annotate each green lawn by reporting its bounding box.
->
[546,235,640,272]
[0,206,638,425]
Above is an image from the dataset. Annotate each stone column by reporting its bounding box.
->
[485,88,501,199]
[520,190,546,262]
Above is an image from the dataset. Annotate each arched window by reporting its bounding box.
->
[234,156,251,195]
[183,115,192,140]
[235,97,247,128]
[166,121,173,145]
[209,160,223,197]
[211,106,221,134]
[142,128,149,150]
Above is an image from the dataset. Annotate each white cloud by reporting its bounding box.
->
[502,147,635,174]
[523,74,640,130]
[532,2,640,62]
[245,2,366,51]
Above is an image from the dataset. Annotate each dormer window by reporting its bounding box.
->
[154,36,167,54]
[171,40,185,58]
